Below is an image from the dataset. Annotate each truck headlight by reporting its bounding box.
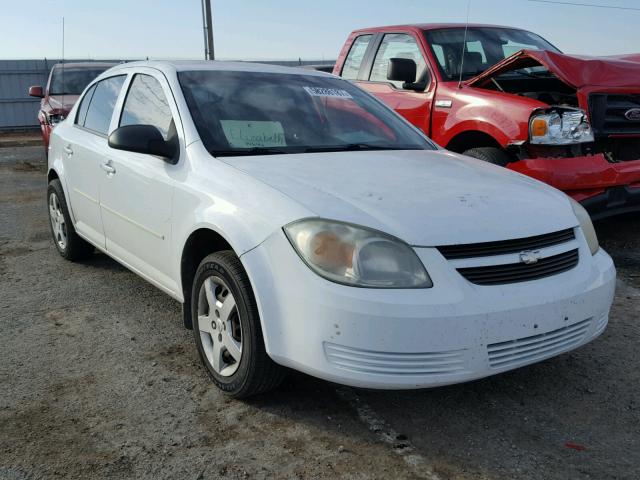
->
[530,108,594,145]
[46,112,64,127]
[570,198,599,255]
[284,218,432,288]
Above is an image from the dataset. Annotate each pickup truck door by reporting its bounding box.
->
[351,32,435,135]
[98,70,181,295]
[62,75,127,248]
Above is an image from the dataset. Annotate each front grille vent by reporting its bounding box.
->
[487,318,591,369]
[457,249,579,286]
[437,228,575,260]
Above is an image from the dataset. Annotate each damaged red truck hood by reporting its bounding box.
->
[466,49,640,89]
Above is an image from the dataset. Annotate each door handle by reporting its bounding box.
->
[64,145,73,156]
[100,161,116,175]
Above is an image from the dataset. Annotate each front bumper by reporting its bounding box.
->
[508,154,640,218]
[241,230,616,390]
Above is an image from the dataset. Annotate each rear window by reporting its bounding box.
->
[81,75,126,135]
[341,35,373,80]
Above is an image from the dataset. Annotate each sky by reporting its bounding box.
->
[1,0,639,60]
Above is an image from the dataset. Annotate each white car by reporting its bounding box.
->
[47,61,616,398]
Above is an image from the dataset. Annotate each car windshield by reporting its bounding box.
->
[178,70,435,157]
[424,27,560,81]
[49,68,110,95]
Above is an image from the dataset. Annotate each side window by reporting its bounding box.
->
[75,84,97,126]
[120,74,174,140]
[369,33,427,88]
[83,75,126,135]
[341,35,373,80]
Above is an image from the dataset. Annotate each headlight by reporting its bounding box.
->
[570,198,599,255]
[530,108,594,145]
[284,219,432,288]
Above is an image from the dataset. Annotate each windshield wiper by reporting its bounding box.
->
[211,147,293,157]
[303,143,421,153]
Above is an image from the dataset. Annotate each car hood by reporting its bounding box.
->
[466,49,640,89]
[46,94,79,114]
[223,149,577,246]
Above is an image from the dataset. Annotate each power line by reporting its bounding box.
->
[527,0,640,11]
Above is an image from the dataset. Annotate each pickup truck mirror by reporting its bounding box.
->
[108,125,178,163]
[387,58,416,84]
[28,85,44,98]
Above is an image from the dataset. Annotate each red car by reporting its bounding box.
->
[28,62,115,150]
[334,24,640,219]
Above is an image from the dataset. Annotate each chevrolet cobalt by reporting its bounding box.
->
[46,61,615,397]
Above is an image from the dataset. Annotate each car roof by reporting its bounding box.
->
[352,23,519,33]
[51,62,118,70]
[106,60,330,77]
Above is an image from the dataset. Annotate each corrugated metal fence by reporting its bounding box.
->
[0,59,334,130]
[0,59,53,129]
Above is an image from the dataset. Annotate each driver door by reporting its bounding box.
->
[355,33,435,135]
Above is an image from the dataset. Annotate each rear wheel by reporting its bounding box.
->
[192,251,285,398]
[47,179,94,261]
[463,147,512,167]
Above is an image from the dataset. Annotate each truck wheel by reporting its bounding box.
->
[47,179,95,261]
[463,147,512,167]
[192,251,286,398]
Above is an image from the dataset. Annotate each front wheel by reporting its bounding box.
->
[47,179,94,261]
[192,251,285,398]
[462,147,512,167]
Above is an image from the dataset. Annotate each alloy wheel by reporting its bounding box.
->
[49,192,67,251]
[197,276,243,377]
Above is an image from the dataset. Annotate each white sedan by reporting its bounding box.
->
[47,61,615,397]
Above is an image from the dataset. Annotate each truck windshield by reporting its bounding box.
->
[178,70,435,157]
[424,27,560,81]
[49,68,109,95]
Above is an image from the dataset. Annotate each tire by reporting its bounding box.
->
[463,147,512,167]
[191,251,285,398]
[47,179,94,261]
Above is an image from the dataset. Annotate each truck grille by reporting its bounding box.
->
[589,93,640,136]
[456,249,579,285]
[437,228,575,259]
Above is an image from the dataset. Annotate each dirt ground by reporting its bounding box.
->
[1,146,638,480]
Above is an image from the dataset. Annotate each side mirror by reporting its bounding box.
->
[28,85,44,98]
[387,58,416,84]
[108,125,178,163]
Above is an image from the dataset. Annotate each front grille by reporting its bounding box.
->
[589,93,640,136]
[487,318,591,369]
[324,343,467,376]
[457,249,579,285]
[437,228,575,260]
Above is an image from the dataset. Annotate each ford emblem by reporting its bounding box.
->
[625,108,640,121]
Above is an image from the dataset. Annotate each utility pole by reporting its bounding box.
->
[201,0,215,60]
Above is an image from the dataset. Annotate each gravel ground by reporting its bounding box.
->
[1,146,638,480]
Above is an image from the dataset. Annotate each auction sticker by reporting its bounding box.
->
[303,86,353,99]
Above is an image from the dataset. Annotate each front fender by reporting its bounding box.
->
[432,84,545,148]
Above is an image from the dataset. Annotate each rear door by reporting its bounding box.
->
[347,32,435,135]
[62,75,126,247]
[99,69,181,294]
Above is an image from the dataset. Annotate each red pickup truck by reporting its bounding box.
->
[333,24,640,219]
